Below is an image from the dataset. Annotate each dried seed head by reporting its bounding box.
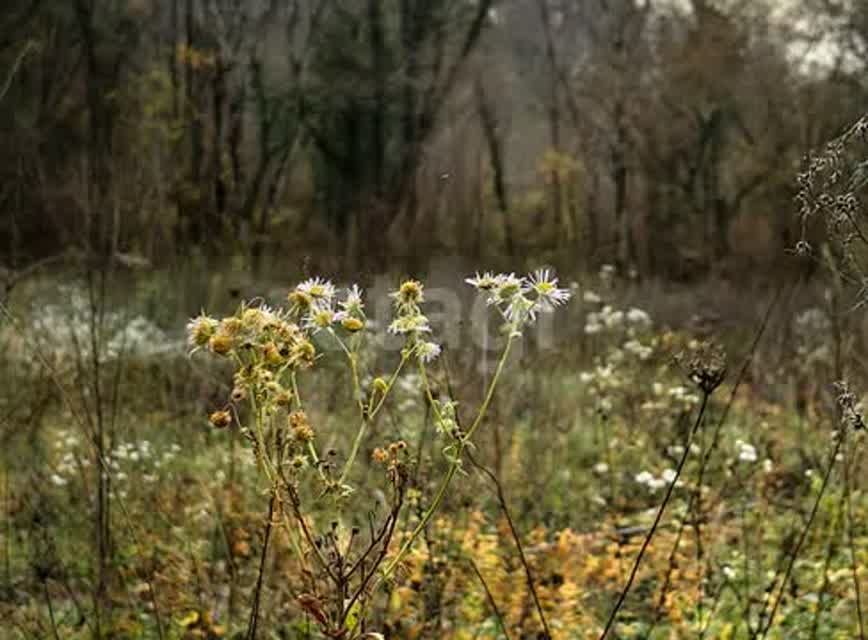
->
[289,411,314,442]
[263,342,284,366]
[679,342,727,394]
[274,389,293,408]
[287,290,313,316]
[290,340,316,369]
[208,333,234,356]
[220,316,244,335]
[834,380,865,431]
[392,279,425,309]
[187,315,218,347]
[341,316,365,332]
[209,410,232,429]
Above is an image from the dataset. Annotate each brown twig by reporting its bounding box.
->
[469,557,512,640]
[598,391,711,640]
[752,435,843,639]
[466,450,551,640]
[246,492,276,640]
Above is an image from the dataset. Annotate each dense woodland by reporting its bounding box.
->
[2,0,867,275]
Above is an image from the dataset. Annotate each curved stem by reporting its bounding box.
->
[338,354,408,486]
[598,391,710,640]
[379,336,515,582]
[753,434,843,639]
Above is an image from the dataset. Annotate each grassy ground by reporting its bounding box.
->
[1,264,866,639]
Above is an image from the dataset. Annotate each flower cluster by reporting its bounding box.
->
[187,295,341,489]
[388,279,441,362]
[287,278,367,334]
[635,468,678,492]
[795,114,868,270]
[50,431,179,494]
[735,439,758,463]
[21,286,177,370]
[466,268,571,333]
[577,301,657,416]
[640,383,701,414]
[584,305,651,336]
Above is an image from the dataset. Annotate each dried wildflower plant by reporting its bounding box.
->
[187,270,570,638]
[796,114,868,288]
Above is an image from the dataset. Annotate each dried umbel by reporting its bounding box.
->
[209,410,232,429]
[833,380,865,432]
[677,341,727,395]
[796,114,868,279]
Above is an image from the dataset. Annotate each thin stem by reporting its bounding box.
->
[246,493,276,640]
[844,438,865,640]
[379,336,515,582]
[42,578,62,640]
[753,435,843,639]
[808,489,845,640]
[598,391,710,640]
[338,354,408,486]
[469,558,512,640]
[467,450,551,639]
[329,329,365,416]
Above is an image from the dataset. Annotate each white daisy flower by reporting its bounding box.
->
[296,277,336,304]
[416,341,442,363]
[529,268,572,311]
[340,284,365,317]
[388,314,431,335]
[583,290,602,304]
[465,271,500,291]
[491,273,527,305]
[50,474,68,487]
[626,307,652,327]
[635,471,654,485]
[304,306,335,333]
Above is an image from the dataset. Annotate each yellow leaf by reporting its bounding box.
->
[178,611,200,627]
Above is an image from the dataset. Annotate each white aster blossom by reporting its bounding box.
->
[466,268,571,333]
[736,440,758,463]
[304,306,336,333]
[583,290,602,304]
[465,271,500,291]
[388,313,431,335]
[624,339,653,360]
[416,341,442,363]
[528,268,572,312]
[50,474,68,487]
[635,471,654,485]
[296,277,336,304]
[626,308,652,327]
[340,284,365,317]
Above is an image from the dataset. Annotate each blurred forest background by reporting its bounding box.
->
[2,0,867,278]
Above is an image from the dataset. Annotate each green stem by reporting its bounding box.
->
[338,354,408,486]
[379,336,515,581]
